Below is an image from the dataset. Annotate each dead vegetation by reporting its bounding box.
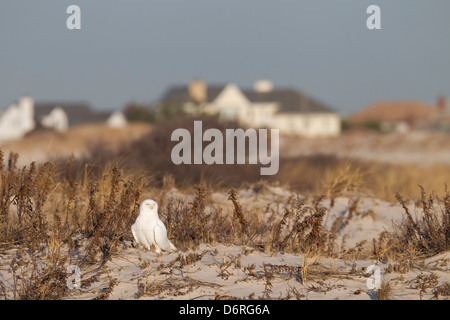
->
[376,281,392,300]
[161,181,333,259]
[379,186,450,263]
[0,150,144,299]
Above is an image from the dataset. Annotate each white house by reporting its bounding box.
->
[0,97,128,142]
[34,103,127,130]
[40,107,69,132]
[106,111,127,128]
[161,80,341,137]
[0,96,35,142]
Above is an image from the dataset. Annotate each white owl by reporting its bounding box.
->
[131,199,177,254]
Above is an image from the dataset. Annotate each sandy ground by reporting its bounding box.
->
[97,243,448,300]
[0,186,448,300]
[281,131,450,166]
[0,123,152,167]
[3,125,450,167]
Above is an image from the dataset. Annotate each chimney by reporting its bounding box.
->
[436,96,450,113]
[436,96,447,112]
[188,79,207,104]
[253,80,273,93]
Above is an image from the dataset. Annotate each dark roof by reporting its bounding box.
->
[34,103,111,127]
[348,101,434,124]
[160,85,225,104]
[161,85,336,114]
[242,88,334,114]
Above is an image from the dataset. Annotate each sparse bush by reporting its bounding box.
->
[163,181,220,250]
[269,195,328,254]
[0,151,144,299]
[376,281,392,300]
[389,186,450,259]
[80,163,144,266]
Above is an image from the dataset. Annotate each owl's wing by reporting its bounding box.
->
[131,222,151,249]
[131,225,137,242]
[154,220,176,251]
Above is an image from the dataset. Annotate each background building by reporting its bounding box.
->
[161,80,341,137]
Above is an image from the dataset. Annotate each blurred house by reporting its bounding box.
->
[0,96,35,142]
[0,96,127,142]
[34,102,127,130]
[427,96,450,131]
[106,111,128,128]
[160,80,341,136]
[348,97,450,132]
[39,107,69,132]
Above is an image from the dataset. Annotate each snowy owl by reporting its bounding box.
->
[131,199,177,254]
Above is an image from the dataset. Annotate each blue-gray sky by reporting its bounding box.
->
[1,0,449,115]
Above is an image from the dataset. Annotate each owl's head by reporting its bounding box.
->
[141,199,158,212]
